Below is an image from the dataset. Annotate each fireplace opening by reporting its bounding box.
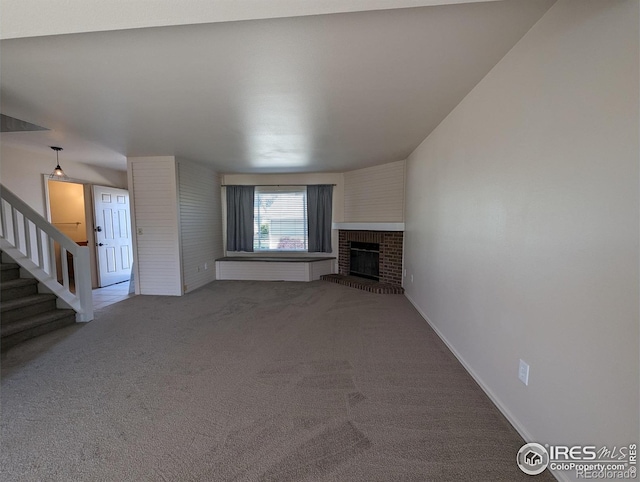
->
[350,241,379,281]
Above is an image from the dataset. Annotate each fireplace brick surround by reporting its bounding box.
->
[338,230,403,287]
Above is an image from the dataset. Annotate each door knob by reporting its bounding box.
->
[95,226,102,232]
[97,243,104,246]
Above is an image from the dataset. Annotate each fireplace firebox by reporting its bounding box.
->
[323,230,404,293]
[349,241,380,281]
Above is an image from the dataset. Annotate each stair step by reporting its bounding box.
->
[0,241,81,352]
[1,263,20,282]
[0,294,58,323]
[0,278,38,301]
[1,309,76,350]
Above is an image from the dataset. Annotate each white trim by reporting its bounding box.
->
[174,160,185,295]
[404,291,568,482]
[332,222,404,231]
[126,162,141,295]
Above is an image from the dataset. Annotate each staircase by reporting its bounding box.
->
[0,184,93,327]
[0,184,93,350]
[1,254,76,350]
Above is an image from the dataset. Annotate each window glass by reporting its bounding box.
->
[253,187,308,251]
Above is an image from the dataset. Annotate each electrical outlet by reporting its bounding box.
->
[518,359,530,386]
[137,227,143,235]
[204,262,208,270]
[410,274,414,283]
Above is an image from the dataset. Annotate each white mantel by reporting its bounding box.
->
[332,222,404,231]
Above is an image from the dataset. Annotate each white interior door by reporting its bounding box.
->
[93,185,133,287]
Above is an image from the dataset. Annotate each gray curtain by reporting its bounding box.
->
[226,185,255,252]
[307,185,333,253]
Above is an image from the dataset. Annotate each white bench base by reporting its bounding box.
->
[215,257,335,282]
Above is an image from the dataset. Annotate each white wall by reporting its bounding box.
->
[48,181,87,243]
[128,156,182,296]
[221,172,344,257]
[48,181,88,281]
[177,159,223,293]
[404,0,639,475]
[0,144,127,215]
[344,160,405,222]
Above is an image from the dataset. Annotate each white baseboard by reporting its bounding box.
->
[404,292,568,482]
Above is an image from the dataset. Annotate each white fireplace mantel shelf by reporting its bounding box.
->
[332,222,404,231]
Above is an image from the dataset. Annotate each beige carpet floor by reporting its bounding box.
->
[1,280,556,481]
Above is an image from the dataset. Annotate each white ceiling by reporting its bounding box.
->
[1,0,504,40]
[0,0,555,173]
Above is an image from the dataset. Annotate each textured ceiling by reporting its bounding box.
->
[0,0,555,172]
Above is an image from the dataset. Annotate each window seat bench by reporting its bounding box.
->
[215,257,336,282]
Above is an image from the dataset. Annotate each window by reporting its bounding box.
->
[253,186,308,251]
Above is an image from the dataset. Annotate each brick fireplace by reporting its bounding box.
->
[338,230,403,287]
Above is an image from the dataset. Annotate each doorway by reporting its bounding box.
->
[47,179,91,286]
[46,179,134,292]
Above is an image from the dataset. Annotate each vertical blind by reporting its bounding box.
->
[253,186,308,251]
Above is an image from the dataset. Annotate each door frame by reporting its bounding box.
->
[43,174,98,289]
[42,174,137,289]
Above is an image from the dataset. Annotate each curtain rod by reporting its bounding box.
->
[221,184,336,187]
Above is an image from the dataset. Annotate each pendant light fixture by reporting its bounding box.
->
[49,146,69,181]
